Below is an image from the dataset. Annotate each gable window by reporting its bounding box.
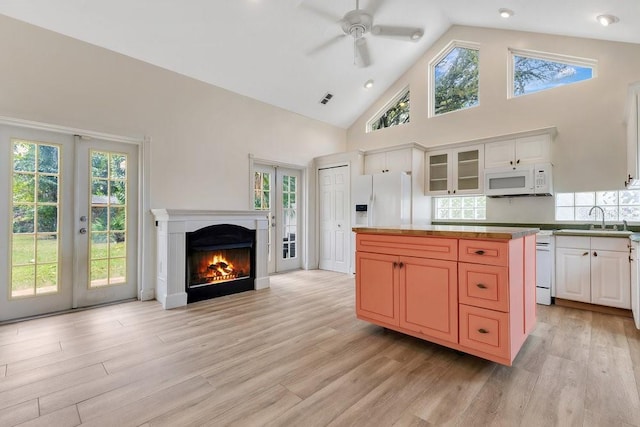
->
[367,87,410,133]
[430,41,479,116]
[510,49,596,97]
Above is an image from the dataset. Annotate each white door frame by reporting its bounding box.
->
[0,116,152,310]
[248,154,308,271]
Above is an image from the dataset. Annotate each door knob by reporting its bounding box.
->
[79,228,87,234]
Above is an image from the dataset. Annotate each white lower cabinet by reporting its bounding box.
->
[555,236,631,309]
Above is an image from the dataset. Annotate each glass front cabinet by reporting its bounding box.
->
[426,145,484,195]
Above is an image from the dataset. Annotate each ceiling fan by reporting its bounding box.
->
[302,0,424,68]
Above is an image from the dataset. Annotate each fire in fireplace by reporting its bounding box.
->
[185,224,255,303]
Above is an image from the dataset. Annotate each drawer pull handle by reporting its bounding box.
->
[478,328,489,334]
[582,251,589,256]
[476,283,487,289]
[474,250,485,255]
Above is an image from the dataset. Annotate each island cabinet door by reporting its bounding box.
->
[356,252,400,326]
[399,256,458,343]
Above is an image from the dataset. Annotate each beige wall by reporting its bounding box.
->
[0,15,346,293]
[347,26,640,223]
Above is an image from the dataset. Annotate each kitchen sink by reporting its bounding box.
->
[554,229,633,237]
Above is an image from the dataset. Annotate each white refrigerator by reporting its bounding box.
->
[352,171,411,227]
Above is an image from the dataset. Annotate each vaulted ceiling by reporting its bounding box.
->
[0,0,638,128]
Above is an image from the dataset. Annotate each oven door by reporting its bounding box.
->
[485,167,534,196]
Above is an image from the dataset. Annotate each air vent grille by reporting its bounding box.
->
[320,93,334,105]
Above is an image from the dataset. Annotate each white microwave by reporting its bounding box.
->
[484,163,553,197]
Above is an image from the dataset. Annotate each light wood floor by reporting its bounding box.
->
[1,270,639,427]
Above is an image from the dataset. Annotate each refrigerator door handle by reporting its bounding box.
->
[370,195,375,226]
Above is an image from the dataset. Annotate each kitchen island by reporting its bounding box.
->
[353,225,539,366]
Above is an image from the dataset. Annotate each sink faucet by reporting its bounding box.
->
[588,205,606,230]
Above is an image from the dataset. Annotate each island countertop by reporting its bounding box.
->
[352,224,539,240]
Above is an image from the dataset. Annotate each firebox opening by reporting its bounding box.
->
[185,224,256,303]
[188,247,251,287]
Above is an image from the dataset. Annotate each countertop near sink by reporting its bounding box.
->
[554,229,633,238]
[352,225,539,240]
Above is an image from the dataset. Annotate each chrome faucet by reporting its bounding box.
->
[588,205,606,230]
[623,219,629,231]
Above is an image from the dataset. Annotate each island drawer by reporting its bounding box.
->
[459,304,509,359]
[458,263,509,312]
[356,234,457,261]
[458,239,509,266]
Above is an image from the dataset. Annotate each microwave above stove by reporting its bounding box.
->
[484,163,553,197]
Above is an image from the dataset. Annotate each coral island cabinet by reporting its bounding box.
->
[353,225,538,366]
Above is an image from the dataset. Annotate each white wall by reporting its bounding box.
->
[0,15,346,294]
[347,26,640,223]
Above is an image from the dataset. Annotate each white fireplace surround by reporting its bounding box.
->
[151,209,270,309]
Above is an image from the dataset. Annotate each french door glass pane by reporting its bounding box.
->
[282,175,297,260]
[10,140,60,298]
[253,171,271,210]
[89,150,128,288]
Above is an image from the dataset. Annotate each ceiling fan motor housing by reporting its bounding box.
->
[341,10,373,38]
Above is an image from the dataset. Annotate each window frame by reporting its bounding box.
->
[428,40,481,118]
[366,86,410,133]
[508,48,597,99]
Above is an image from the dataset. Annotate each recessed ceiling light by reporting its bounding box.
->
[597,14,619,26]
[364,79,374,89]
[499,8,514,18]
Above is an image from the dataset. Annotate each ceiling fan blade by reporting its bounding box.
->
[354,38,370,68]
[306,34,346,56]
[298,2,342,24]
[371,25,424,41]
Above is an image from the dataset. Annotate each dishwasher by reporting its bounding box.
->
[536,230,554,305]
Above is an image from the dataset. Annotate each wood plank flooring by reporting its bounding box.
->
[0,269,639,426]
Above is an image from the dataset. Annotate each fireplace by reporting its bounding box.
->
[185,224,255,303]
[151,209,269,310]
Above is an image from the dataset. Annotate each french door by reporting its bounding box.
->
[254,164,302,273]
[0,125,139,321]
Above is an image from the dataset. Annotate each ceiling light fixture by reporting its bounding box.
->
[498,8,514,18]
[364,79,374,89]
[596,14,619,26]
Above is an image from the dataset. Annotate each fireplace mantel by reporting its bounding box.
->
[151,209,270,309]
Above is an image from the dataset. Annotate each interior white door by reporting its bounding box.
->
[74,137,139,308]
[0,125,140,321]
[253,164,302,273]
[318,166,350,273]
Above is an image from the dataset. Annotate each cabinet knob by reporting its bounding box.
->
[593,251,598,257]
[453,189,456,194]
[398,262,404,268]
[582,251,589,256]
[474,250,485,255]
[478,328,489,334]
[516,159,520,164]
[393,262,398,268]
[476,283,487,289]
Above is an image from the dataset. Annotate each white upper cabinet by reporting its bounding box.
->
[364,148,413,174]
[485,134,551,169]
[426,145,484,195]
